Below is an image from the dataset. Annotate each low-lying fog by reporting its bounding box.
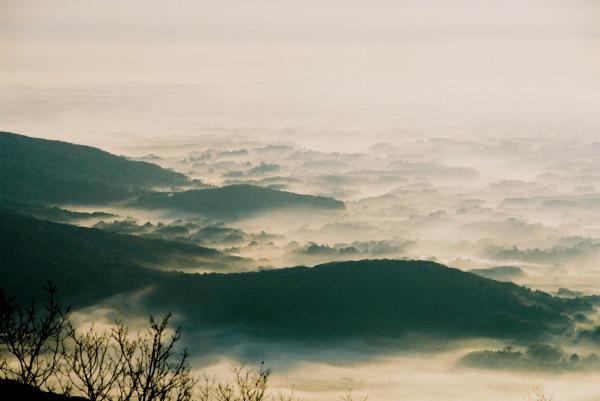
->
[55,132,600,400]
[211,353,600,401]
[4,1,600,398]
[64,133,600,294]
[69,298,600,401]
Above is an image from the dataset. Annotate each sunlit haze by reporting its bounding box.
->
[1,2,600,401]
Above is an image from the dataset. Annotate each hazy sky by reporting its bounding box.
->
[1,0,599,141]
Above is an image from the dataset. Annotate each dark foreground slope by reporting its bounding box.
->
[0,210,589,341]
[135,184,345,219]
[0,210,247,304]
[0,380,87,401]
[0,131,187,204]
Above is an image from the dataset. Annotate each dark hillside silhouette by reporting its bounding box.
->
[0,131,187,204]
[149,259,588,340]
[0,211,589,341]
[0,380,88,401]
[135,184,345,219]
[0,210,247,305]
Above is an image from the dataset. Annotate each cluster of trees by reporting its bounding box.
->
[0,284,277,401]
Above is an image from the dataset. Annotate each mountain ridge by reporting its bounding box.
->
[134,184,345,219]
[0,131,188,204]
[0,210,589,342]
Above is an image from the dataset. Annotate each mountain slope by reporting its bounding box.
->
[0,131,187,204]
[0,210,588,341]
[0,210,247,304]
[0,380,87,401]
[150,259,587,340]
[135,184,345,219]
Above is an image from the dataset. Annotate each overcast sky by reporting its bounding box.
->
[1,0,599,142]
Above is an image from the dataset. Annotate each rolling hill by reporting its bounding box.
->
[0,133,344,220]
[0,211,589,341]
[150,259,587,340]
[0,131,188,204]
[134,184,345,219]
[0,210,248,304]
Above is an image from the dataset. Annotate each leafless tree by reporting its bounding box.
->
[65,324,125,401]
[113,313,196,401]
[340,390,368,401]
[214,363,270,401]
[529,387,553,401]
[0,288,12,372]
[195,375,217,401]
[0,286,368,401]
[0,283,71,392]
[271,388,301,401]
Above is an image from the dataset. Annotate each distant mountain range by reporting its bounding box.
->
[0,210,589,341]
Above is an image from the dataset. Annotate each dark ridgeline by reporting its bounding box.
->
[0,209,247,306]
[0,131,188,204]
[0,210,590,342]
[0,379,87,401]
[0,132,345,220]
[149,259,587,340]
[135,184,345,219]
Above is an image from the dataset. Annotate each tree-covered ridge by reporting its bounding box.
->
[0,131,188,204]
[0,209,589,341]
[0,132,345,217]
[149,259,588,340]
[0,210,248,305]
[135,184,345,219]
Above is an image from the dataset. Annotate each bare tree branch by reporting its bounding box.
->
[0,282,71,392]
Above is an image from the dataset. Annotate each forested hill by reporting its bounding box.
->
[0,131,187,204]
[0,209,248,305]
[0,211,589,342]
[148,259,588,340]
[134,184,345,219]
[0,132,345,217]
